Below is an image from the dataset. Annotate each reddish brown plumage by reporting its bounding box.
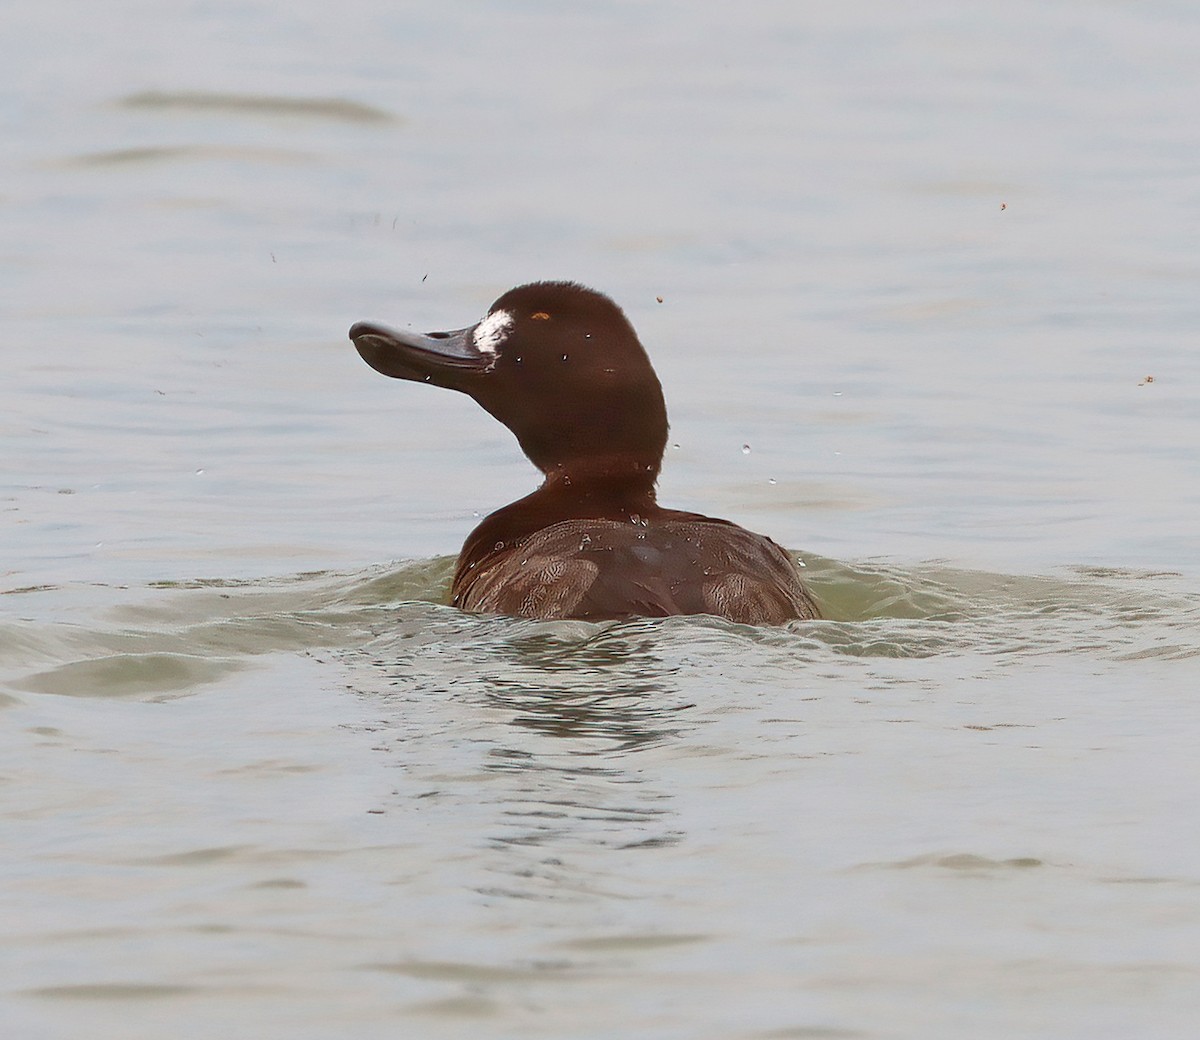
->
[350,282,819,625]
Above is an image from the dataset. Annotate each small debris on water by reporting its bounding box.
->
[1138,375,1155,386]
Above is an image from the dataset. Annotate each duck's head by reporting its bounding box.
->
[350,281,669,484]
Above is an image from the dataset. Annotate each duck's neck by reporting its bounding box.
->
[460,453,663,564]
[541,453,660,513]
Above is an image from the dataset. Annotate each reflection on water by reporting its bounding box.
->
[487,628,689,751]
[481,630,688,856]
[308,552,1200,891]
[354,615,693,866]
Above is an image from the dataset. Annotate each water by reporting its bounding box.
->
[4,1,1200,1037]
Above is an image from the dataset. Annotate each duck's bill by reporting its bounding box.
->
[349,321,490,388]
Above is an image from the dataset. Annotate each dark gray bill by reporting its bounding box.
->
[349,321,489,387]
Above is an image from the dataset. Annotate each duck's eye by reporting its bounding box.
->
[530,311,550,321]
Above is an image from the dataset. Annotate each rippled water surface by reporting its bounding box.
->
[4,1,1200,1038]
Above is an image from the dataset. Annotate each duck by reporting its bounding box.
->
[349,281,818,624]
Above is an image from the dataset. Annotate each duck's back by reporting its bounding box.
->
[452,517,818,624]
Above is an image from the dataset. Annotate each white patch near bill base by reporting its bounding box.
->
[473,309,514,355]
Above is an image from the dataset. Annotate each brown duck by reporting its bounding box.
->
[350,281,818,624]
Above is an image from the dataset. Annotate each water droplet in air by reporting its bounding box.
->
[741,444,751,455]
[494,541,505,551]
[768,478,777,485]
[195,468,205,475]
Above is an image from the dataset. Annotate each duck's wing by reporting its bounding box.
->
[455,552,601,620]
[454,519,818,624]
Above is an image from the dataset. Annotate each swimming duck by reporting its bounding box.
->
[350,281,818,624]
